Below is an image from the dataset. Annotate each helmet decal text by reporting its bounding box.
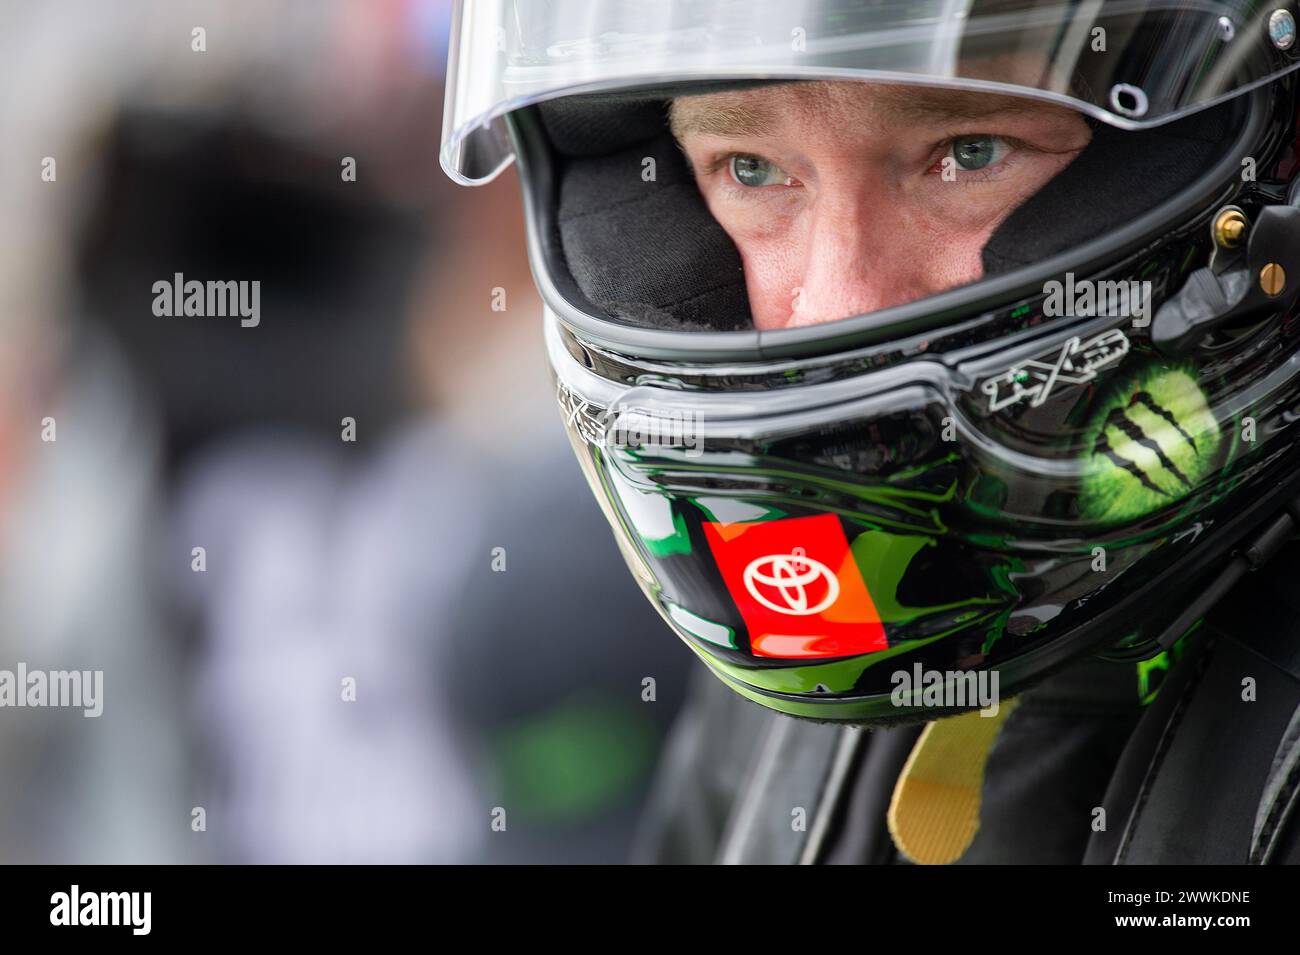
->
[980,328,1129,411]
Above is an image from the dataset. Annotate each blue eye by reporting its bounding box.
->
[730,154,788,187]
[950,135,1009,171]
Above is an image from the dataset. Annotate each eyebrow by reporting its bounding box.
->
[669,98,777,139]
[669,83,1060,140]
[873,87,1055,124]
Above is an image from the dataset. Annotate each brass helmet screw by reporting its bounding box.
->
[1260,262,1287,297]
[1213,208,1248,248]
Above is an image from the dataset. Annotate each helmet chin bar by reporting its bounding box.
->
[719,468,1300,722]
[545,265,1300,723]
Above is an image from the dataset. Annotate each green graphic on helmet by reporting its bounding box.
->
[1078,364,1220,524]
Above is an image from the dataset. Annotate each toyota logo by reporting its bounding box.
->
[742,551,840,616]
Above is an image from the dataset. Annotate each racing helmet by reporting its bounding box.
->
[441,0,1300,723]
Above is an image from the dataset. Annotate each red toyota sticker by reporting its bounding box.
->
[702,514,887,659]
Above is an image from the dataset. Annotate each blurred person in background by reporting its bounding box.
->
[401,7,694,861]
[2,0,689,864]
[0,0,195,864]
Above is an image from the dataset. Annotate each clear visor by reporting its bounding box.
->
[442,0,1299,184]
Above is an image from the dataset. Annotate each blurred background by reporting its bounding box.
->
[0,0,691,863]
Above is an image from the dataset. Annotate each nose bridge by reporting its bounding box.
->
[794,179,908,325]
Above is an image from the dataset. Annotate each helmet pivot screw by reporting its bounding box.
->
[1269,9,1297,50]
[1261,262,1287,296]
[1213,208,1248,248]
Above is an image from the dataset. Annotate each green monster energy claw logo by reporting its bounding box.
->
[1079,365,1220,524]
[1092,390,1199,495]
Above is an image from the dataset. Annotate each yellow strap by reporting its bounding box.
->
[886,697,1020,865]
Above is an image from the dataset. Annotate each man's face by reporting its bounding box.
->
[671,81,1092,330]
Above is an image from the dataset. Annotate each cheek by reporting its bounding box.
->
[737,238,807,331]
[731,213,993,328]
[906,150,1085,274]
[910,218,993,289]
[700,192,806,329]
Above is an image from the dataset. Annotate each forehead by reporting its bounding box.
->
[668,80,1072,139]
